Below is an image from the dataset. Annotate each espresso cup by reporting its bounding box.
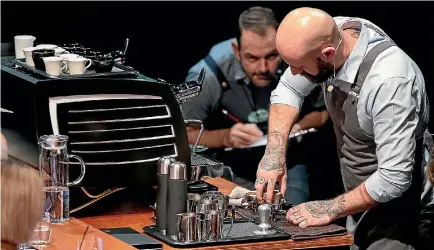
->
[59,54,80,72]
[54,47,69,56]
[22,47,37,66]
[32,49,55,71]
[36,44,58,50]
[93,58,114,73]
[59,53,80,60]
[67,57,92,75]
[43,56,66,76]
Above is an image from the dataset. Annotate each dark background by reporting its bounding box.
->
[2,2,433,95]
[2,1,433,130]
[1,1,432,95]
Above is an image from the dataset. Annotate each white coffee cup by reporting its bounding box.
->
[22,47,37,66]
[59,54,80,71]
[14,35,36,59]
[43,56,66,76]
[54,47,69,56]
[36,44,58,50]
[59,53,81,60]
[67,57,92,75]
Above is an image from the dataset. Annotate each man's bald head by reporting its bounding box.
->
[277,7,339,56]
[276,7,342,83]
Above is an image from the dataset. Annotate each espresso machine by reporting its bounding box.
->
[1,40,224,217]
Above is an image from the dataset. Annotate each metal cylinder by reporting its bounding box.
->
[195,199,219,214]
[187,193,202,213]
[203,191,228,214]
[176,213,198,242]
[158,156,174,175]
[196,212,208,241]
[271,191,283,205]
[207,210,223,240]
[257,204,272,229]
[156,156,175,234]
[169,161,187,180]
[166,161,188,238]
[225,204,236,219]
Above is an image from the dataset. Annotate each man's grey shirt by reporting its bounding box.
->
[270,16,430,203]
[182,38,249,122]
[182,38,326,123]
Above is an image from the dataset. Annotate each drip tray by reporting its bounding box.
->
[143,219,291,248]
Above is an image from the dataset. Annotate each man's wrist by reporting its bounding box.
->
[259,131,287,171]
[304,195,346,221]
[220,128,232,148]
[330,182,377,220]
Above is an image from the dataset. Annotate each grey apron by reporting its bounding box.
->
[324,40,423,250]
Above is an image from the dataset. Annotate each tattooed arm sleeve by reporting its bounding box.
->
[304,181,377,221]
[259,104,299,172]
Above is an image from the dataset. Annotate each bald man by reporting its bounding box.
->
[254,7,430,250]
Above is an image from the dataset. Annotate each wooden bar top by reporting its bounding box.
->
[77,178,354,250]
[45,217,137,250]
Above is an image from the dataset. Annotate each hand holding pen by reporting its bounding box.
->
[221,109,242,123]
[221,109,263,148]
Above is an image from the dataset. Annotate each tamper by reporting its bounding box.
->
[156,156,175,234]
[253,204,276,236]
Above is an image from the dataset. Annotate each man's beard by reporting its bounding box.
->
[239,58,278,87]
[301,59,335,84]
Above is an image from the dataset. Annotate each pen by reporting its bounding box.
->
[221,109,242,123]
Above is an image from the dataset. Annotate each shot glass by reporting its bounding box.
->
[76,236,103,250]
[28,212,52,245]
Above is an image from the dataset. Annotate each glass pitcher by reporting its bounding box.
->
[38,135,86,224]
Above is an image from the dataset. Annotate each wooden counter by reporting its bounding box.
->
[48,178,353,249]
[42,217,136,250]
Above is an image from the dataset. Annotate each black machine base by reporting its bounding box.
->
[187,180,218,194]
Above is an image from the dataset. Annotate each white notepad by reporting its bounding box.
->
[224,128,317,151]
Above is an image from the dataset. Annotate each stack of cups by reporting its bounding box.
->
[21,43,92,76]
[155,157,234,243]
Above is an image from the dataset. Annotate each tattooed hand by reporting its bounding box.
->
[286,195,346,228]
[255,131,287,203]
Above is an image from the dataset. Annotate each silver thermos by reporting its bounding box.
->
[166,161,188,238]
[156,156,175,234]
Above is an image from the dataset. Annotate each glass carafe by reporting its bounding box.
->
[38,135,86,224]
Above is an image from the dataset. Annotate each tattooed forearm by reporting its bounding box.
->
[259,132,286,171]
[304,195,346,220]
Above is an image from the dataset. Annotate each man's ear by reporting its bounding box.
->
[320,46,337,62]
[231,40,240,60]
